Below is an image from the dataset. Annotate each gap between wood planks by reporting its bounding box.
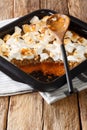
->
[77,93,82,130]
[5,96,10,130]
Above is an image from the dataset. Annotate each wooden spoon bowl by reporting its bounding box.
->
[46,14,70,41]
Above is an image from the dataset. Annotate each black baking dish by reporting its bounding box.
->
[0,9,87,92]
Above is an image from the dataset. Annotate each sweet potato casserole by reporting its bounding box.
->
[0,15,87,76]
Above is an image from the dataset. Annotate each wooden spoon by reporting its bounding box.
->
[46,14,73,93]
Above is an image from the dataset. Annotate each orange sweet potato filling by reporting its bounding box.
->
[19,62,65,76]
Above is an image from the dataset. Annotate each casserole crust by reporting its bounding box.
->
[0,15,87,76]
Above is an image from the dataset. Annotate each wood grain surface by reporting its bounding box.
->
[0,97,9,130]
[79,90,87,130]
[0,0,87,130]
[0,0,14,20]
[40,0,68,14]
[43,94,80,130]
[68,0,87,22]
[14,0,40,17]
[7,93,43,130]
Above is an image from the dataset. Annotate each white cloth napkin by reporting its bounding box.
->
[0,18,87,104]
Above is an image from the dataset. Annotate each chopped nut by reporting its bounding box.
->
[21,48,35,56]
[3,34,11,42]
[22,24,36,33]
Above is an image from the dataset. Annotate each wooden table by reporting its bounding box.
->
[0,0,87,130]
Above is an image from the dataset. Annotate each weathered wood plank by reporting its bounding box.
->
[40,0,68,14]
[0,0,14,20]
[78,89,87,130]
[68,0,87,22]
[7,93,43,130]
[0,1,14,129]
[0,97,9,130]
[43,94,80,130]
[14,0,40,17]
